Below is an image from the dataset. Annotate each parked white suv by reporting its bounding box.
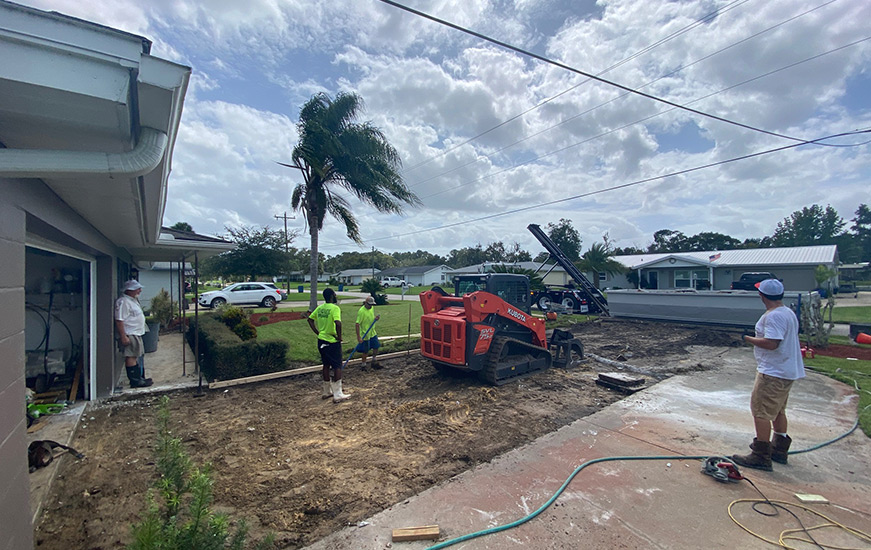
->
[198,282,283,308]
[380,277,406,288]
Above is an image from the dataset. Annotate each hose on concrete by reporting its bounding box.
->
[425,410,866,550]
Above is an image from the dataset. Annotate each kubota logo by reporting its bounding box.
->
[506,308,526,322]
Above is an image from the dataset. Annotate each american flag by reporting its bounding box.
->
[709,253,721,261]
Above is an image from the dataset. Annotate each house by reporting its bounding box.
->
[334,268,380,285]
[378,265,452,286]
[0,2,233,545]
[137,260,193,310]
[446,261,573,287]
[609,245,839,291]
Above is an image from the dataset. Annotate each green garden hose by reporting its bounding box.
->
[425,412,865,550]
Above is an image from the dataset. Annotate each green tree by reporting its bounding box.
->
[648,229,689,252]
[447,244,489,268]
[577,242,626,289]
[204,225,289,281]
[851,203,871,262]
[169,221,194,232]
[546,218,583,262]
[392,250,448,267]
[771,204,845,247]
[280,92,420,311]
[685,232,741,251]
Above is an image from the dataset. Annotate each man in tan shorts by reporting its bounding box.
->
[732,279,804,471]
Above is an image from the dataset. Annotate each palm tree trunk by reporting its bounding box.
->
[308,209,319,312]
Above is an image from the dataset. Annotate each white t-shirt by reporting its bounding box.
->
[754,306,805,380]
[115,294,146,336]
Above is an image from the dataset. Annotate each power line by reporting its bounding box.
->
[375,0,842,148]
[405,0,843,192]
[400,0,754,175]
[415,34,871,202]
[333,128,870,248]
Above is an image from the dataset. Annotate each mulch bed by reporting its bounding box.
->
[811,343,871,361]
[248,311,307,326]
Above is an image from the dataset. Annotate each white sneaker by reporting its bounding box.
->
[331,380,351,402]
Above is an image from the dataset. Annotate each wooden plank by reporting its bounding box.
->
[598,372,645,387]
[209,365,322,389]
[379,334,420,342]
[392,525,440,542]
[207,349,421,390]
[69,354,84,402]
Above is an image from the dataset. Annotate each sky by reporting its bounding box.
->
[25,0,871,258]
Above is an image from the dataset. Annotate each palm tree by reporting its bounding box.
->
[280,92,420,310]
[576,242,626,289]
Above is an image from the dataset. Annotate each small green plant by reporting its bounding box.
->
[232,319,257,341]
[129,396,273,549]
[149,289,178,328]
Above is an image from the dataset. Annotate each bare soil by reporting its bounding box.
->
[34,319,743,549]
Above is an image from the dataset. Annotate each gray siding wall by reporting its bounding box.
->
[0,200,34,548]
[1,176,128,542]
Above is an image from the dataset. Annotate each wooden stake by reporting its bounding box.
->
[69,353,84,402]
[207,349,421,390]
[391,525,440,542]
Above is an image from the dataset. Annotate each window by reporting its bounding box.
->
[675,270,691,288]
[598,272,607,282]
[675,269,709,289]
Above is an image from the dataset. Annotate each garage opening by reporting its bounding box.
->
[25,246,92,405]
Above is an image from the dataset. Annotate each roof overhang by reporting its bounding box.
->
[0,1,190,255]
[130,229,236,265]
[632,254,713,270]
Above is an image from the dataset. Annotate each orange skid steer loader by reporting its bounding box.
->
[419,273,584,385]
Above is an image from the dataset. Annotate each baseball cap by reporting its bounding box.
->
[364,295,376,305]
[755,279,783,298]
[124,280,143,291]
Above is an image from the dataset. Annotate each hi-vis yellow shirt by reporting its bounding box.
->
[309,303,341,343]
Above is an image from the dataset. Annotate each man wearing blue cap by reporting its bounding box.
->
[732,278,804,471]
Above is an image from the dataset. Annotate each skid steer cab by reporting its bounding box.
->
[419,273,584,385]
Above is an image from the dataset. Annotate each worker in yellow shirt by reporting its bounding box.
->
[307,288,350,402]
[355,295,381,369]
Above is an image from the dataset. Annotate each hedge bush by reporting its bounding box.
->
[187,315,288,382]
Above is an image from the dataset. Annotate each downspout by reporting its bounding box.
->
[0,127,167,178]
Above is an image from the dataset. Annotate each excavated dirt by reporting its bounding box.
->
[34,319,744,549]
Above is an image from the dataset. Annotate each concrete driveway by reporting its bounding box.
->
[304,346,871,549]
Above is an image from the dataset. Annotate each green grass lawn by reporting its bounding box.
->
[255,301,423,364]
[830,305,871,325]
[804,355,871,437]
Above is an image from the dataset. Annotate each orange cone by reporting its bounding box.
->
[857,332,871,345]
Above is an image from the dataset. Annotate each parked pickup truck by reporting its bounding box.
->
[731,272,779,291]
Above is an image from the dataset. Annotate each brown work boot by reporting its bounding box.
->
[771,434,792,464]
[731,438,773,471]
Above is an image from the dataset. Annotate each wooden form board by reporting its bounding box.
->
[208,349,421,390]
[392,525,440,542]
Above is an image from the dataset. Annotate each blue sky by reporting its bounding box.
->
[26,0,871,257]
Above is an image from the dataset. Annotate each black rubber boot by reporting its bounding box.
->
[731,438,773,471]
[771,434,792,464]
[126,366,153,388]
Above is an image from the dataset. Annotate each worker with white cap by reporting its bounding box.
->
[115,280,153,388]
[732,278,804,471]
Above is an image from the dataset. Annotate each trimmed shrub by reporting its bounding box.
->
[149,289,177,328]
[187,315,288,381]
[219,306,257,341]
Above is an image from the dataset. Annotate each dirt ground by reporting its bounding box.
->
[34,319,747,549]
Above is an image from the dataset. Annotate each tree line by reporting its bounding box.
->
[176,202,869,283]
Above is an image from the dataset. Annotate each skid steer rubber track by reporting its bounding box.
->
[482,335,552,385]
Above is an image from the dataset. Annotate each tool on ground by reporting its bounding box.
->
[342,317,377,370]
[701,456,743,482]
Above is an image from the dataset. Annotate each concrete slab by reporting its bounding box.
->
[304,347,871,550]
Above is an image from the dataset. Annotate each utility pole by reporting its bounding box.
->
[274,212,296,291]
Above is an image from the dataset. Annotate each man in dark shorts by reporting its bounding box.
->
[308,288,350,402]
[732,279,805,471]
